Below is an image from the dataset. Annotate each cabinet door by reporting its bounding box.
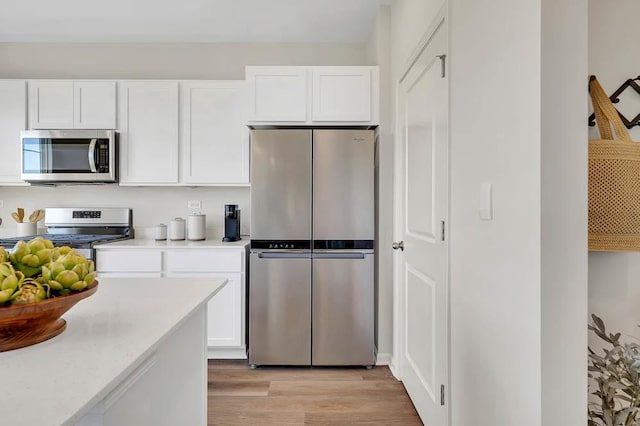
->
[246,67,307,122]
[165,272,243,348]
[119,81,179,185]
[74,81,117,129]
[96,250,163,273]
[0,80,27,185]
[29,81,74,129]
[311,67,372,122]
[181,81,249,184]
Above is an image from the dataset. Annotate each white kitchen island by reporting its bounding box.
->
[0,277,226,426]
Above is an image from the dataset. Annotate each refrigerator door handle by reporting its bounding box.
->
[312,252,367,260]
[257,252,312,259]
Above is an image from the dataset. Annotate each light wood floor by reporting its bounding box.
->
[208,360,423,425]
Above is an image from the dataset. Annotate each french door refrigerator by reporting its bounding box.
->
[249,128,375,367]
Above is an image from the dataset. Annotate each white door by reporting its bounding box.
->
[394,17,449,426]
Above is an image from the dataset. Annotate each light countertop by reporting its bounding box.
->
[95,237,249,249]
[0,277,227,426]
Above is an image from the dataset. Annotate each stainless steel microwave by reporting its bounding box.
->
[20,130,117,183]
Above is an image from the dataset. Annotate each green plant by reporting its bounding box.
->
[589,314,640,426]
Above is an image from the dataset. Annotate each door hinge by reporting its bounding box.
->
[440,384,445,405]
[440,221,446,241]
[437,54,447,78]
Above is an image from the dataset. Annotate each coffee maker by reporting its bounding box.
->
[222,204,241,242]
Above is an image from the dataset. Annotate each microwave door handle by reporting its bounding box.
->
[88,139,97,173]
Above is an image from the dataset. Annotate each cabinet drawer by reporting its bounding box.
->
[96,250,162,273]
[164,250,242,273]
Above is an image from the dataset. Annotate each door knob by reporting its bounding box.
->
[392,241,404,251]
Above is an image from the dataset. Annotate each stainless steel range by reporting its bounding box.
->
[0,208,133,263]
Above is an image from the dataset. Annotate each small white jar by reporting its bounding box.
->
[155,224,167,241]
[168,218,186,241]
[187,213,206,241]
[16,222,37,237]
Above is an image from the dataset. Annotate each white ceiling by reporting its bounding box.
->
[0,0,391,43]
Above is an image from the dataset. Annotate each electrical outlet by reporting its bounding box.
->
[0,200,3,208]
[187,200,202,209]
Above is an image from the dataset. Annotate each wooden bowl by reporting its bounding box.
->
[0,281,98,352]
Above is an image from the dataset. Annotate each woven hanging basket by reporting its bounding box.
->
[588,76,640,251]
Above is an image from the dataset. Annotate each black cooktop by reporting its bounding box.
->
[0,233,129,248]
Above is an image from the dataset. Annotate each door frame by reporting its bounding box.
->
[392,4,450,419]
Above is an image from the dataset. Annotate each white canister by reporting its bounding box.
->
[187,213,206,241]
[168,217,186,241]
[16,222,37,237]
[155,224,167,241]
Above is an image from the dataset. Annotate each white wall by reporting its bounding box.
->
[365,6,393,361]
[0,43,369,79]
[386,0,587,424]
[0,186,249,238]
[0,42,369,237]
[449,0,542,423]
[588,0,640,364]
[541,0,588,425]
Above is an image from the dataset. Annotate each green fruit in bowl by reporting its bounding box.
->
[9,279,49,305]
[0,238,96,306]
[9,237,56,278]
[42,252,95,295]
[0,262,25,305]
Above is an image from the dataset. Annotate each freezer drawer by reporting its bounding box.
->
[312,252,375,366]
[249,252,311,366]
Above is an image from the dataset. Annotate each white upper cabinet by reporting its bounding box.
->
[246,65,379,125]
[311,67,373,122]
[29,81,73,129]
[181,81,249,185]
[74,81,117,129]
[118,81,179,185]
[29,80,116,129]
[246,67,308,122]
[0,80,28,185]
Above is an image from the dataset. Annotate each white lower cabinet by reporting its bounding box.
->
[166,272,242,348]
[96,246,247,359]
[76,308,208,426]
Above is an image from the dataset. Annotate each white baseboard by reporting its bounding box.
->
[376,352,392,366]
[388,359,400,380]
[376,353,400,379]
[208,346,247,360]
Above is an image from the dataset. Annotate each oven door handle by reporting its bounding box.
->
[88,139,97,173]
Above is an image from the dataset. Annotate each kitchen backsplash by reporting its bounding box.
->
[0,185,250,239]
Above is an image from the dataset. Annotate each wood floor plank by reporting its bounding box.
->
[208,359,252,370]
[305,412,422,425]
[208,380,270,396]
[207,360,422,426]
[211,368,368,382]
[210,395,416,413]
[268,379,407,397]
[209,411,305,426]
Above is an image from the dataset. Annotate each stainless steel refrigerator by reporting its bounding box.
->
[249,128,375,367]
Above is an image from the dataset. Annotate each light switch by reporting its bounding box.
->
[479,183,493,220]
